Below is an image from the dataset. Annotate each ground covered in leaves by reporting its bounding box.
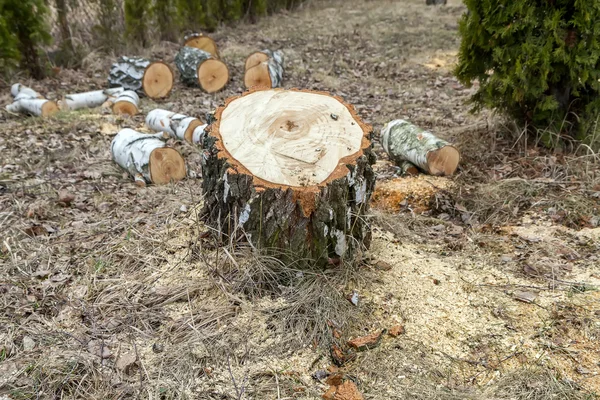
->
[1,0,599,399]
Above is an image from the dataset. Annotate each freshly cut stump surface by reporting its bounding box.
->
[202,88,376,265]
[219,90,363,186]
[142,62,174,98]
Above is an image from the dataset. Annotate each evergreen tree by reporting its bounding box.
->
[125,0,148,46]
[153,0,177,41]
[456,0,600,146]
[0,0,51,79]
[176,0,207,32]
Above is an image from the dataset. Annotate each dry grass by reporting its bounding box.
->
[2,0,600,399]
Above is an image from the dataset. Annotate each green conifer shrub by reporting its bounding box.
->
[0,0,51,79]
[455,0,600,147]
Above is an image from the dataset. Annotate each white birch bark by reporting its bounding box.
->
[11,83,43,100]
[145,108,207,144]
[6,99,58,117]
[59,87,125,110]
[111,129,166,183]
[381,119,460,176]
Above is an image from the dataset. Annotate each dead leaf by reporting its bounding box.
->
[57,189,75,206]
[24,225,48,237]
[116,352,137,374]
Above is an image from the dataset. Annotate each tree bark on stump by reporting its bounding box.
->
[201,88,376,265]
[111,128,186,185]
[111,90,140,116]
[183,33,219,58]
[146,108,207,144]
[175,46,229,93]
[58,87,125,111]
[244,49,284,89]
[6,84,58,117]
[108,57,173,99]
[381,119,460,176]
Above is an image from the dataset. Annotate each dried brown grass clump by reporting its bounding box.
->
[210,245,370,348]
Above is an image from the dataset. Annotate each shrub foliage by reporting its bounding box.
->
[455,0,600,146]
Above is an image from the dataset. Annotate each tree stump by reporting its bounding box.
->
[201,88,376,265]
[111,129,186,186]
[244,49,284,89]
[183,33,219,58]
[175,47,229,93]
[381,119,460,176]
[108,57,174,99]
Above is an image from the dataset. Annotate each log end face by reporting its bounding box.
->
[41,101,59,117]
[198,59,229,93]
[184,119,204,143]
[112,101,138,116]
[184,35,219,58]
[143,62,174,99]
[149,148,187,184]
[244,63,272,89]
[244,52,269,71]
[427,146,460,176]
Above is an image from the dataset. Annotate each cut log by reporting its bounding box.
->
[183,33,219,58]
[145,108,207,144]
[6,98,59,117]
[112,90,139,116]
[201,88,376,265]
[108,57,174,99]
[174,47,229,93]
[111,128,186,185]
[11,83,43,100]
[6,84,58,117]
[381,119,460,176]
[244,49,284,89]
[58,87,125,111]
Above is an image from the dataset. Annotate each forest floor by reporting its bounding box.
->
[1,0,599,399]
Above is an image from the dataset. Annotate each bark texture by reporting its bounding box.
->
[108,56,151,93]
[201,88,376,266]
[381,119,460,176]
[175,46,211,86]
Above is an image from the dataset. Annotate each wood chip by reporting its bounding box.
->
[512,290,537,303]
[388,325,405,337]
[347,330,385,351]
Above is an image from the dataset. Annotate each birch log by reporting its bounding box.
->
[145,109,207,144]
[183,33,219,58]
[108,57,174,99]
[112,90,139,116]
[201,88,376,266]
[111,129,187,185]
[175,47,229,93]
[6,84,58,117]
[381,119,460,176]
[244,50,284,89]
[58,87,125,111]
